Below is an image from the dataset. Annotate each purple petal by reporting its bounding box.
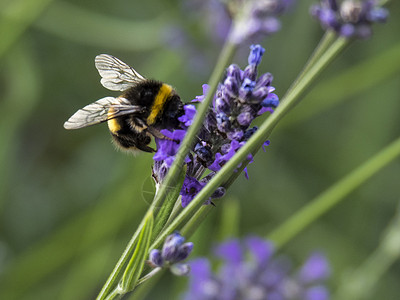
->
[244,167,249,180]
[175,242,194,262]
[304,286,330,300]
[189,258,212,282]
[248,44,265,65]
[192,84,210,103]
[299,252,330,283]
[262,140,270,152]
[214,239,243,264]
[180,176,205,207]
[149,249,163,267]
[261,93,279,108]
[162,232,185,262]
[178,104,197,127]
[246,236,274,265]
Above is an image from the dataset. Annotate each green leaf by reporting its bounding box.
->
[334,202,400,300]
[120,211,154,293]
[152,165,186,241]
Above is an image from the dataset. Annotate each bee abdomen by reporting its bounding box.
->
[110,131,155,152]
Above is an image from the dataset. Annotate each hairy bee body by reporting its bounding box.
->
[64,55,184,152]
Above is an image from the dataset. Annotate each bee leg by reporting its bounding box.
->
[136,144,156,153]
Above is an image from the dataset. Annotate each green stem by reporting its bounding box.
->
[285,31,336,96]
[268,136,400,249]
[334,202,400,300]
[162,196,183,229]
[151,37,349,251]
[96,209,152,300]
[181,205,214,238]
[151,168,185,242]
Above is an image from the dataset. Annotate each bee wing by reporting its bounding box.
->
[64,97,143,130]
[95,54,146,91]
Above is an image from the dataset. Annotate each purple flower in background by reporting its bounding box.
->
[185,0,295,44]
[148,232,193,276]
[298,252,330,284]
[310,0,388,39]
[231,0,295,44]
[183,237,331,300]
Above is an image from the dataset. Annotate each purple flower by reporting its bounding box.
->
[246,236,274,265]
[261,93,280,108]
[208,140,241,172]
[153,129,187,167]
[214,239,243,264]
[248,44,265,65]
[152,160,170,184]
[310,0,389,39]
[194,142,213,164]
[305,286,330,300]
[237,112,252,127]
[298,252,330,284]
[149,249,163,267]
[231,0,294,44]
[239,78,257,102]
[192,84,210,103]
[180,176,205,207]
[183,237,331,300]
[243,167,249,180]
[178,104,197,127]
[262,140,271,152]
[216,112,232,133]
[148,232,193,276]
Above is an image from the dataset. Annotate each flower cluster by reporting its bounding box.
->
[153,45,278,207]
[185,0,294,44]
[232,0,295,44]
[310,0,388,39]
[183,237,330,300]
[148,232,193,276]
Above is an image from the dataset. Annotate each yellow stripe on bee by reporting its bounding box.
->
[107,107,121,133]
[147,84,173,125]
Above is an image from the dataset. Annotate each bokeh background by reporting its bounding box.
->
[1,0,400,299]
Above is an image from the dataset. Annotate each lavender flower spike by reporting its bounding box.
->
[153,44,277,207]
[148,232,193,276]
[310,0,389,39]
[183,237,331,300]
[231,0,293,44]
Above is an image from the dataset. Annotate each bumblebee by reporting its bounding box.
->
[64,54,184,152]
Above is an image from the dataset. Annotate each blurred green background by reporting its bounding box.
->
[1,0,400,299]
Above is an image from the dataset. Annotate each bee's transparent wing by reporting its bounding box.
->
[95,54,146,91]
[64,97,143,130]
